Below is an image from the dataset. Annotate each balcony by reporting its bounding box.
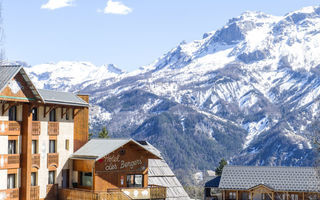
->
[0,154,20,169]
[121,185,167,199]
[47,153,59,168]
[48,122,59,135]
[0,121,21,136]
[0,188,19,200]
[30,186,40,200]
[58,188,131,200]
[32,121,41,135]
[32,154,40,168]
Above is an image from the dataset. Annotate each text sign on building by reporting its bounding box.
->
[102,153,146,172]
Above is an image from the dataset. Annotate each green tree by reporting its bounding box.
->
[98,126,109,138]
[215,158,227,176]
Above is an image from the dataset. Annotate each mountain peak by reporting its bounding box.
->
[105,64,125,74]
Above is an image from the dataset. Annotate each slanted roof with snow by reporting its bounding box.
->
[71,139,160,160]
[219,166,320,192]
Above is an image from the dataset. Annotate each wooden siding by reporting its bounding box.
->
[73,95,89,151]
[47,153,59,168]
[31,121,41,135]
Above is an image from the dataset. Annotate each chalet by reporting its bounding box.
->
[0,64,190,200]
[205,166,320,200]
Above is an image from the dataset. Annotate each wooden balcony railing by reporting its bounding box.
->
[32,121,41,135]
[121,185,166,199]
[0,154,21,169]
[47,153,59,168]
[48,122,59,135]
[32,154,40,168]
[0,188,19,200]
[30,186,40,200]
[0,121,21,135]
[58,188,131,200]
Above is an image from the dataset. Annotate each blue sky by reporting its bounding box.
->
[2,0,320,71]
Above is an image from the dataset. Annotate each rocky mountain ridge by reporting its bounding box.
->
[25,6,320,184]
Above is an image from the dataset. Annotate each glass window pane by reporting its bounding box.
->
[8,140,16,154]
[49,140,56,153]
[31,172,37,186]
[9,106,17,121]
[81,172,92,187]
[7,174,16,189]
[48,171,55,184]
[32,108,38,121]
[32,140,37,154]
[49,109,56,122]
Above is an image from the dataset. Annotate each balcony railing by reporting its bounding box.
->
[0,121,21,135]
[0,154,21,169]
[47,184,58,200]
[121,185,167,199]
[48,122,59,135]
[0,188,19,200]
[30,186,40,200]
[32,154,40,168]
[47,153,59,168]
[58,188,131,200]
[32,121,41,135]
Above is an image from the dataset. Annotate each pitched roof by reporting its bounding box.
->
[205,176,221,188]
[71,139,160,160]
[0,65,43,101]
[38,89,88,107]
[219,166,320,192]
[144,142,191,200]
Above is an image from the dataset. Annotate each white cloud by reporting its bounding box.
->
[104,0,132,15]
[41,0,74,10]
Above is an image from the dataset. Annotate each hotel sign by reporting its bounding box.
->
[102,154,145,172]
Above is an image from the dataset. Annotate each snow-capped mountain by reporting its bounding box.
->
[26,6,320,184]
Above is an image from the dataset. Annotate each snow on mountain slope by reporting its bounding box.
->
[25,61,125,91]
[26,6,320,184]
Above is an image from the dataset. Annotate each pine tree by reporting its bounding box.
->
[215,158,227,176]
[98,126,109,138]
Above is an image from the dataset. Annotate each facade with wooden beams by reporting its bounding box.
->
[206,166,320,200]
[58,139,167,200]
[0,65,89,200]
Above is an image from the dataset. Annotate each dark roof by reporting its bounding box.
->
[205,176,221,188]
[219,166,320,192]
[38,89,88,107]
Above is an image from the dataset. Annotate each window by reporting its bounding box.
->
[8,106,17,121]
[126,174,143,188]
[49,140,56,153]
[49,109,56,122]
[7,174,16,189]
[31,172,37,186]
[79,172,92,187]
[65,139,69,151]
[32,107,38,121]
[290,194,298,200]
[32,140,38,154]
[48,171,55,184]
[66,110,69,120]
[8,140,16,154]
[229,192,236,200]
